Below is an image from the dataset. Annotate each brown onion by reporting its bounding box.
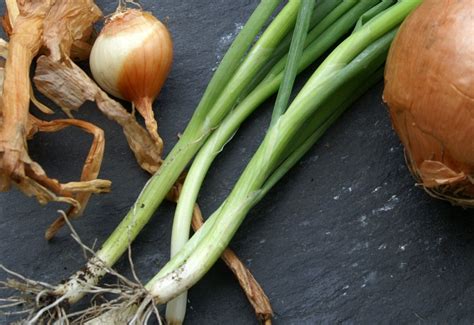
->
[383,0,474,207]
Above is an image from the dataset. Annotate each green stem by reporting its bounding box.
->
[148,0,421,302]
[270,0,314,125]
[167,0,381,279]
[241,0,345,99]
[166,2,309,321]
[190,0,282,122]
[271,27,397,171]
[353,0,395,32]
[262,0,379,82]
[148,65,385,287]
[264,67,385,196]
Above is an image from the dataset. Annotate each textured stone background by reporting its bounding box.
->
[1,1,473,324]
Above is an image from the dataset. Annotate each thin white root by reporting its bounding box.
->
[0,212,105,323]
[0,264,66,322]
[0,211,162,324]
[77,247,162,324]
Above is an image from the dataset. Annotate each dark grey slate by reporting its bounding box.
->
[0,1,473,324]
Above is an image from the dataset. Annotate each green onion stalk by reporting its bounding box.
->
[85,44,389,325]
[85,2,419,321]
[270,0,316,125]
[28,0,295,310]
[85,4,422,323]
[170,0,387,250]
[165,0,316,322]
[165,0,383,322]
[144,0,421,306]
[241,0,344,97]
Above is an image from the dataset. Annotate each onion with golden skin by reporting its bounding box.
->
[90,9,173,152]
[383,0,474,207]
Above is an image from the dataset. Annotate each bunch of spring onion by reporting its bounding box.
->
[3,0,422,323]
[128,2,421,323]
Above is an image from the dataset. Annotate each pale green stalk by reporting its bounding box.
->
[266,66,385,194]
[167,2,311,322]
[167,0,381,285]
[152,65,386,285]
[242,0,346,98]
[354,0,395,31]
[280,30,395,165]
[147,0,422,303]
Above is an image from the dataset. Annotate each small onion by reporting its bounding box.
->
[383,0,474,207]
[90,8,173,148]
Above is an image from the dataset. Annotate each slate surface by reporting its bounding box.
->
[1,1,473,324]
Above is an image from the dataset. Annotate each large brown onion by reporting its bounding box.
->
[383,0,474,207]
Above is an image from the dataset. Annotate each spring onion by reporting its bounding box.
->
[166,1,315,323]
[83,1,421,323]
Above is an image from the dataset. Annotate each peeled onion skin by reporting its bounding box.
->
[383,0,474,207]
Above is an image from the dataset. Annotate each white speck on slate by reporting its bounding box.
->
[372,195,400,214]
[359,215,368,227]
[342,285,350,296]
[333,186,354,200]
[361,271,377,288]
[372,186,382,193]
[342,186,353,193]
[213,23,244,71]
[349,242,369,253]
[310,155,319,162]
[259,239,266,244]
[378,243,387,250]
[399,244,407,251]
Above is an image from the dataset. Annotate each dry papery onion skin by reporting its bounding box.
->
[383,0,474,207]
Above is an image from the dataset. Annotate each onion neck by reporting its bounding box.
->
[134,96,163,155]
